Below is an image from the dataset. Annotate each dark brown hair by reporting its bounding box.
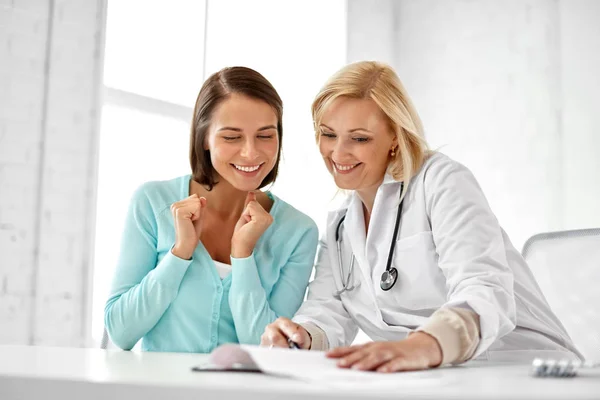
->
[189,66,283,190]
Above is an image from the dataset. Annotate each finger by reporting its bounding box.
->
[376,356,427,373]
[196,197,207,218]
[335,347,370,368]
[173,203,198,220]
[261,325,289,348]
[193,198,206,238]
[189,199,203,221]
[351,352,394,371]
[276,319,311,349]
[326,345,363,358]
[245,191,256,207]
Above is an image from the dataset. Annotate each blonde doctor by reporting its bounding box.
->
[261,61,581,372]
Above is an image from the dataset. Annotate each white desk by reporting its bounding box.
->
[0,345,599,400]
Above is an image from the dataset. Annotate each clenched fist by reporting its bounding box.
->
[231,191,273,258]
[170,194,207,260]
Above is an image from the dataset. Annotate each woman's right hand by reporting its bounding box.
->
[170,194,206,260]
[261,317,311,349]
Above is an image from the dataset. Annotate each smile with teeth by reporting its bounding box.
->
[333,161,361,171]
[233,163,263,172]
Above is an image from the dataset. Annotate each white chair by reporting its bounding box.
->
[522,228,600,361]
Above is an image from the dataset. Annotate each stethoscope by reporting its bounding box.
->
[334,183,404,296]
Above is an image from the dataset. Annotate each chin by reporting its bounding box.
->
[231,177,265,192]
[333,177,360,191]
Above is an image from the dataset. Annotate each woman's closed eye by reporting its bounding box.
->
[320,131,337,139]
[222,136,242,141]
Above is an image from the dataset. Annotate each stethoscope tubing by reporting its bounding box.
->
[334,183,404,295]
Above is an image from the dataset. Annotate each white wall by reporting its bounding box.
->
[348,0,600,248]
[560,0,600,230]
[347,0,395,65]
[0,0,105,346]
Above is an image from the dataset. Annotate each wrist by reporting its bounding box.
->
[305,328,313,350]
[171,245,193,260]
[230,242,253,259]
[408,331,443,367]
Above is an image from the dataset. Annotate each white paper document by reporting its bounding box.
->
[208,344,448,389]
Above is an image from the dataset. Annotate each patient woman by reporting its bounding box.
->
[104,67,318,352]
[261,61,581,371]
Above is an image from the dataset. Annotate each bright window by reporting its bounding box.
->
[92,0,346,345]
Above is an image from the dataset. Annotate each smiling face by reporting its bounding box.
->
[205,93,279,191]
[318,96,397,193]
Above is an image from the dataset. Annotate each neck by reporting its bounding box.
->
[355,178,384,216]
[355,179,383,232]
[190,178,248,220]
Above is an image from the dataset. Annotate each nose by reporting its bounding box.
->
[240,137,260,160]
[331,138,350,159]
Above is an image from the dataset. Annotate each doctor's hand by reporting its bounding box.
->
[260,317,311,349]
[231,191,273,258]
[171,194,207,260]
[326,332,443,373]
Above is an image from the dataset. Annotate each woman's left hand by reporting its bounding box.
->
[231,191,274,258]
[326,332,443,373]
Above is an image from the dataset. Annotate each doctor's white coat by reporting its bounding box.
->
[293,152,581,361]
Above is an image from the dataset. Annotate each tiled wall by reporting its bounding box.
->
[0,0,105,346]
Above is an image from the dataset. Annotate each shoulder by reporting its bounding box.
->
[415,151,478,190]
[129,175,189,216]
[269,194,319,238]
[414,152,490,212]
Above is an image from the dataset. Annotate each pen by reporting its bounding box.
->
[287,338,301,350]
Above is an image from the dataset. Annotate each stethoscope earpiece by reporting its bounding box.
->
[380,268,398,291]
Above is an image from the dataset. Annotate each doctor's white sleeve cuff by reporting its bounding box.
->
[414,307,481,365]
[301,323,329,351]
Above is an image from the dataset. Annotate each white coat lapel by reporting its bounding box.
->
[344,193,368,277]
[366,177,404,283]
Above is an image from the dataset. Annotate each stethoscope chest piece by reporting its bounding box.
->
[380,267,398,291]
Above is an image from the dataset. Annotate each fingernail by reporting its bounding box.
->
[292,333,301,341]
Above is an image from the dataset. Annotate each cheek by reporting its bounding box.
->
[209,144,233,166]
[318,141,330,157]
[263,140,279,163]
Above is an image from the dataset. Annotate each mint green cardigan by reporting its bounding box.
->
[104,175,318,353]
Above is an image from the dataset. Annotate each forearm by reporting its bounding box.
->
[228,254,279,344]
[301,322,329,351]
[415,307,480,365]
[105,251,191,349]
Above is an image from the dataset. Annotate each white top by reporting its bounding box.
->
[293,152,581,361]
[0,345,599,400]
[213,260,231,279]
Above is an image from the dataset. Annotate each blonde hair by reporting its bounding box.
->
[312,61,430,196]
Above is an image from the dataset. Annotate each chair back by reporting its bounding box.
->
[522,228,600,361]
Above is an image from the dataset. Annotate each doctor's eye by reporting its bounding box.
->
[352,136,371,143]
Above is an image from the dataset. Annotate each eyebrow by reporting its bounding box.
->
[217,125,277,132]
[320,124,373,134]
